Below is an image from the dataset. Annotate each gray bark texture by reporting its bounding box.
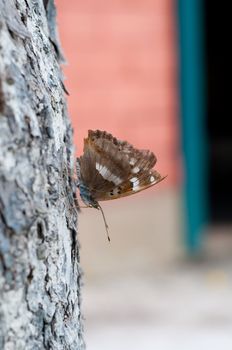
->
[0,1,84,349]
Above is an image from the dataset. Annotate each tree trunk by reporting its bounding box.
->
[0,1,84,349]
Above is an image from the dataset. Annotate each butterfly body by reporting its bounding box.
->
[78,182,99,209]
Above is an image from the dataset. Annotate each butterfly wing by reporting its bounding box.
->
[79,130,164,202]
[78,130,131,195]
[95,170,165,201]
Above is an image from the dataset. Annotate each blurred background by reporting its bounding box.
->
[56,1,232,349]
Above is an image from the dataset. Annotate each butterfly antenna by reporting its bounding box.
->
[98,204,110,242]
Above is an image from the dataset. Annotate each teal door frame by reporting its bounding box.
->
[177,0,208,251]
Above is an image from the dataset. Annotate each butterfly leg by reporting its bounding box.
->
[97,204,110,242]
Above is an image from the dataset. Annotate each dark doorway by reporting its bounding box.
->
[205,2,232,223]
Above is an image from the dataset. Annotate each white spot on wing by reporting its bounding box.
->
[108,173,122,185]
[95,162,123,185]
[129,158,136,166]
[150,176,155,183]
[130,177,140,191]
[132,184,140,191]
[132,166,140,174]
[100,166,108,177]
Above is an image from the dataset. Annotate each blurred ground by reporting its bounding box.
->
[79,190,232,350]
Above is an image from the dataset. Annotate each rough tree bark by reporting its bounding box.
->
[0,1,84,349]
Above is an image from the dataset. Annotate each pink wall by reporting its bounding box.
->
[56,0,179,187]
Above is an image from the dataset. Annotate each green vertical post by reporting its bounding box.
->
[177,0,208,251]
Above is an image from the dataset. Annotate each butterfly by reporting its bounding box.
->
[76,130,165,241]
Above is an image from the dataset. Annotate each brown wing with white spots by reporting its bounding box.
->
[97,169,165,201]
[78,130,131,194]
[79,130,164,201]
